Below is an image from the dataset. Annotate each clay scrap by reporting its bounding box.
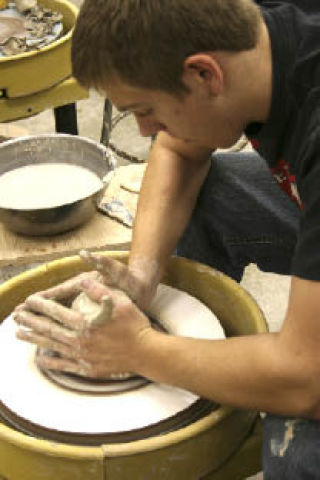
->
[15,0,36,13]
[98,198,134,228]
[0,16,26,44]
[1,35,25,54]
[0,1,63,56]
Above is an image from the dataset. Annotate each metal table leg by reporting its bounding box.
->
[100,99,112,146]
[54,103,78,135]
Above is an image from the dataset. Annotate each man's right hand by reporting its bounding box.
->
[15,251,159,314]
[79,250,159,310]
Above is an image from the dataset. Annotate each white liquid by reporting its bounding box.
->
[0,163,103,209]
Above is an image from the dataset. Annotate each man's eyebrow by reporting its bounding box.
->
[116,103,144,112]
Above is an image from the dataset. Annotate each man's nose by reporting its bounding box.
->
[135,116,166,137]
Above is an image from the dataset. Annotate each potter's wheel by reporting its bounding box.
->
[0,284,225,446]
[42,366,149,394]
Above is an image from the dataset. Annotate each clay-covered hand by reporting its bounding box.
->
[79,250,159,310]
[15,251,159,315]
[14,269,102,313]
[14,279,154,378]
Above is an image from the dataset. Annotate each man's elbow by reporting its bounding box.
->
[305,379,320,419]
[293,369,320,419]
[277,325,320,419]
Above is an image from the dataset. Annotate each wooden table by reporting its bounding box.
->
[0,165,146,268]
[0,214,132,268]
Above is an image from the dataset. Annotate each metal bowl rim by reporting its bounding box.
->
[0,133,109,156]
[0,133,116,212]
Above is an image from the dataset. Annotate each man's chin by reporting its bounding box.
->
[181,135,243,150]
[183,138,215,149]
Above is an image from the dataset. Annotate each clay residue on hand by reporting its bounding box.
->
[72,292,113,328]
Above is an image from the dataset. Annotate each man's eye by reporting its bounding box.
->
[135,110,152,118]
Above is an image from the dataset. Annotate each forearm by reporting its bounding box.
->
[129,134,211,282]
[134,328,320,418]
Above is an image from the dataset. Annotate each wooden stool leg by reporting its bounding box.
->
[54,103,78,135]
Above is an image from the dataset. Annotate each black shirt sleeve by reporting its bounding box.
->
[256,0,320,14]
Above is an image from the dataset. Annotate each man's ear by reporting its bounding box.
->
[182,53,223,95]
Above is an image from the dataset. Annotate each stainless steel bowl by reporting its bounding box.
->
[0,134,116,236]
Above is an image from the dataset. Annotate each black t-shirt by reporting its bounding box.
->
[246,2,320,280]
[256,0,319,13]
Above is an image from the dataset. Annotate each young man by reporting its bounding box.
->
[15,1,320,477]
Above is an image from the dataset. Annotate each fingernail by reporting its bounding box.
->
[12,312,25,322]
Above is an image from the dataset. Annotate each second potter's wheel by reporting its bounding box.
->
[0,284,225,445]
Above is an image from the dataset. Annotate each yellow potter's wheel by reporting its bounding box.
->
[0,283,225,445]
[0,0,88,123]
[0,0,78,97]
[0,253,267,480]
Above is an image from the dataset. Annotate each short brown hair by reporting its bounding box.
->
[72,0,261,95]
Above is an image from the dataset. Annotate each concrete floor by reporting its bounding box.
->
[0,1,292,477]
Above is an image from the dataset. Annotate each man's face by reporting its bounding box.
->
[104,78,244,149]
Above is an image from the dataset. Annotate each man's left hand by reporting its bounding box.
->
[14,279,153,378]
